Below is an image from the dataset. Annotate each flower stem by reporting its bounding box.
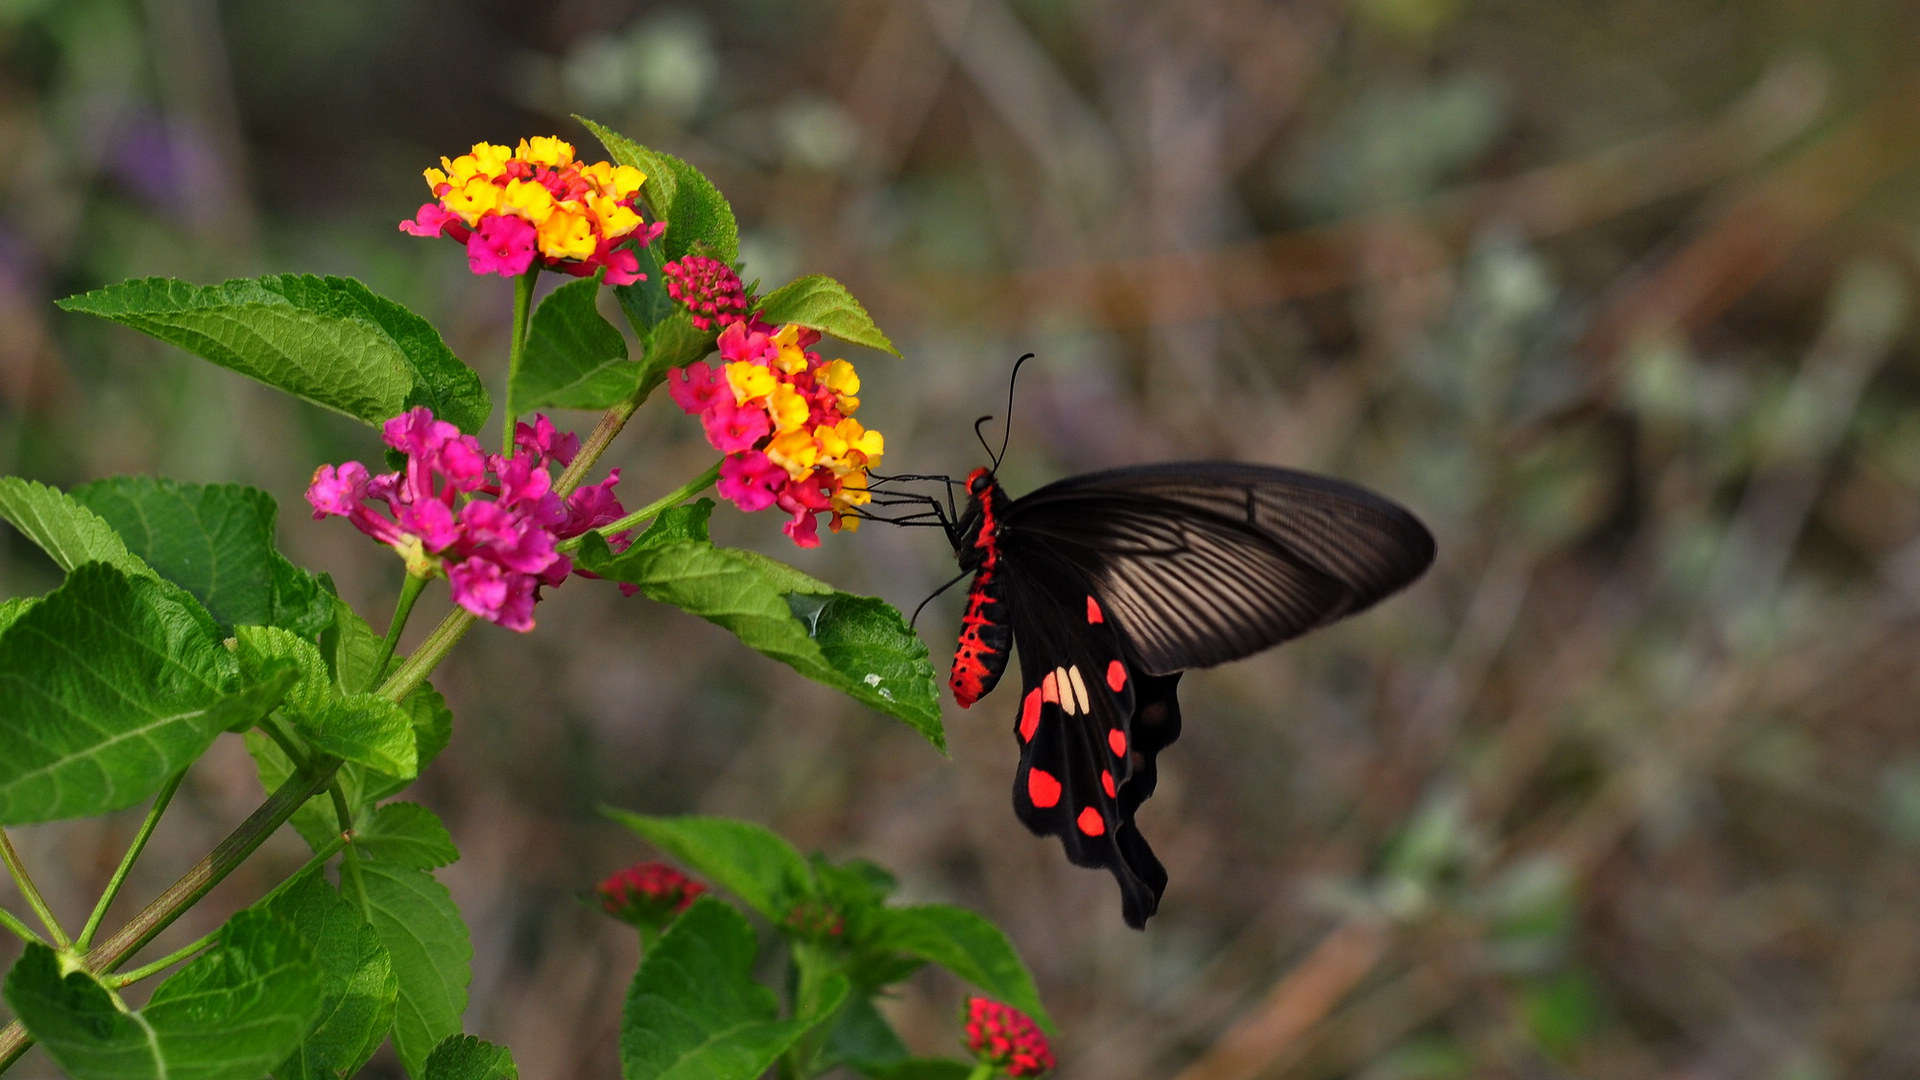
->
[501,267,539,455]
[75,771,185,952]
[0,906,44,948]
[368,572,429,691]
[376,607,475,703]
[552,398,639,498]
[964,1063,997,1080]
[0,829,68,950]
[0,760,343,1073]
[556,460,721,554]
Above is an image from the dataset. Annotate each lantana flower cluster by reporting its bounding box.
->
[963,998,1055,1078]
[668,321,883,547]
[597,862,707,926]
[306,409,627,632]
[663,255,751,331]
[399,137,665,283]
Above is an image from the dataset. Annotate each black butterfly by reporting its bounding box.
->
[864,380,1435,928]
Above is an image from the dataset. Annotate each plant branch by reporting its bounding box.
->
[376,607,475,703]
[75,771,186,952]
[368,571,429,691]
[0,906,44,949]
[0,829,68,950]
[557,459,721,554]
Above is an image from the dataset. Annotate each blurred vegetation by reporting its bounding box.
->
[3,0,1919,1077]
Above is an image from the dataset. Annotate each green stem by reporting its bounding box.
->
[75,771,185,952]
[552,398,639,498]
[556,460,722,554]
[376,607,475,703]
[260,717,311,772]
[964,1063,997,1080]
[0,906,44,948]
[0,829,68,950]
[104,831,349,990]
[501,267,539,454]
[0,761,342,1073]
[367,572,429,691]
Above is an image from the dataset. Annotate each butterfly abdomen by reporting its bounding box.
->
[950,468,1012,708]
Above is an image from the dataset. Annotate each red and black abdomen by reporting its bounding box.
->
[950,468,1013,707]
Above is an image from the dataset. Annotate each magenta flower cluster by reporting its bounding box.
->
[306,409,628,631]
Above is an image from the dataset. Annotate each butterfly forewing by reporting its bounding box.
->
[1000,463,1435,674]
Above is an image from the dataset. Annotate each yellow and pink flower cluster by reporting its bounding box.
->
[668,321,883,547]
[399,137,665,283]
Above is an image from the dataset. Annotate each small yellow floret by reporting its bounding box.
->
[585,191,642,239]
[768,384,811,433]
[444,176,502,226]
[518,136,575,168]
[610,164,646,199]
[726,362,776,404]
[500,178,555,223]
[423,166,451,193]
[536,208,598,260]
[815,359,859,397]
[765,430,820,478]
[469,142,514,177]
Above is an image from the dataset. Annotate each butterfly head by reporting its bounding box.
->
[965,466,995,498]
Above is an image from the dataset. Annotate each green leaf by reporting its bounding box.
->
[71,477,332,637]
[0,564,285,824]
[358,802,460,870]
[606,811,812,921]
[575,518,943,749]
[423,1035,518,1080]
[755,276,898,356]
[865,905,1051,1032]
[0,597,35,635]
[613,244,674,336]
[4,908,324,1080]
[58,275,490,433]
[508,277,645,417]
[816,995,910,1075]
[621,898,847,1080]
[266,874,397,1080]
[578,117,677,218]
[641,311,713,386]
[577,117,736,264]
[323,595,386,693]
[0,476,154,580]
[355,861,473,1079]
[293,694,418,778]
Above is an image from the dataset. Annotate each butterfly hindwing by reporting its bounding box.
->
[1001,551,1174,928]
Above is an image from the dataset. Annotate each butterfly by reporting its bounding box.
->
[864,370,1435,927]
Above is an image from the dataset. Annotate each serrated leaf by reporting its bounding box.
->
[0,476,154,580]
[0,563,287,824]
[621,898,846,1080]
[294,694,418,778]
[816,995,910,1075]
[613,244,675,336]
[755,276,898,356]
[355,862,472,1079]
[606,812,812,920]
[58,275,489,433]
[236,625,333,713]
[865,906,1051,1032]
[0,597,35,635]
[4,908,324,1080]
[423,1035,517,1080]
[575,523,942,749]
[576,118,736,265]
[509,278,644,417]
[579,117,677,218]
[267,874,397,1080]
[323,595,386,693]
[71,477,332,637]
[358,803,459,870]
[642,311,713,386]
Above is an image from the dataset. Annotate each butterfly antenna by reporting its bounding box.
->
[909,568,971,630]
[972,415,997,465]
[993,353,1034,469]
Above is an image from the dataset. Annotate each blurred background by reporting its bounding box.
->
[4,0,1920,1076]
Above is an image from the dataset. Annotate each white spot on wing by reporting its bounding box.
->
[1067,666,1091,714]
[1055,666,1076,714]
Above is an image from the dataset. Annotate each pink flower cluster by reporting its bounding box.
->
[663,255,751,331]
[667,321,882,548]
[963,998,1055,1078]
[306,409,627,632]
[597,862,707,925]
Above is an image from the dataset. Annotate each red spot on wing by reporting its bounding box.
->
[1076,806,1106,836]
[1041,670,1059,704]
[1027,768,1062,808]
[1108,728,1128,756]
[1102,770,1116,798]
[1106,660,1127,692]
[1086,595,1104,623]
[1019,689,1042,742]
